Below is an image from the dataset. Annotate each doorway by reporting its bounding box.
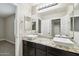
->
[0,3,16,56]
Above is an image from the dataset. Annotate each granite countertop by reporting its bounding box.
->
[22,36,79,54]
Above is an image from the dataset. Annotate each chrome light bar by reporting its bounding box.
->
[38,3,58,10]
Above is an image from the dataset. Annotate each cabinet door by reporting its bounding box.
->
[23,46,28,56]
[23,40,36,56]
[47,46,79,56]
[23,45,35,56]
[27,46,35,56]
[47,47,60,56]
[36,49,46,56]
[36,43,46,51]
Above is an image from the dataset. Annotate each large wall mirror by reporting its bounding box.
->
[24,3,75,40]
[35,4,74,38]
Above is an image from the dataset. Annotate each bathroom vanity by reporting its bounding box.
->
[22,37,79,56]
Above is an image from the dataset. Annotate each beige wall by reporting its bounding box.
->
[0,15,15,43]
[4,15,15,43]
[0,18,5,38]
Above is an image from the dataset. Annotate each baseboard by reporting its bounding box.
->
[0,39,15,44]
[0,39,5,41]
[6,40,15,44]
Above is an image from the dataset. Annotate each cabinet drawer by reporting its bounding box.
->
[23,46,35,56]
[36,43,46,51]
[23,40,36,48]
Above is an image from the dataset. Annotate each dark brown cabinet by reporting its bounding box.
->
[36,43,47,51]
[47,46,79,56]
[23,41,36,56]
[23,46,35,56]
[23,40,79,56]
[35,43,47,56]
[36,49,46,56]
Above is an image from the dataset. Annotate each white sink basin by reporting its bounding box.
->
[53,37,74,47]
[25,35,38,40]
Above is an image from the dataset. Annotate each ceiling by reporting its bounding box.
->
[0,3,16,18]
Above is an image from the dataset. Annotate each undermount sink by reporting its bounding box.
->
[25,34,38,40]
[53,37,74,47]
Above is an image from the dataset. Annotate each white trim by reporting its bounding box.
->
[6,39,15,44]
[0,39,15,44]
[0,39,5,41]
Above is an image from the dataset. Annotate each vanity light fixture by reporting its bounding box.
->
[38,3,58,10]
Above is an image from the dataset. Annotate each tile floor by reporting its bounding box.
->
[0,40,15,56]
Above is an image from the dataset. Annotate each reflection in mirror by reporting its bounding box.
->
[24,16,32,34]
[38,19,41,33]
[51,19,61,37]
[71,17,74,31]
[71,17,79,31]
[32,21,36,30]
